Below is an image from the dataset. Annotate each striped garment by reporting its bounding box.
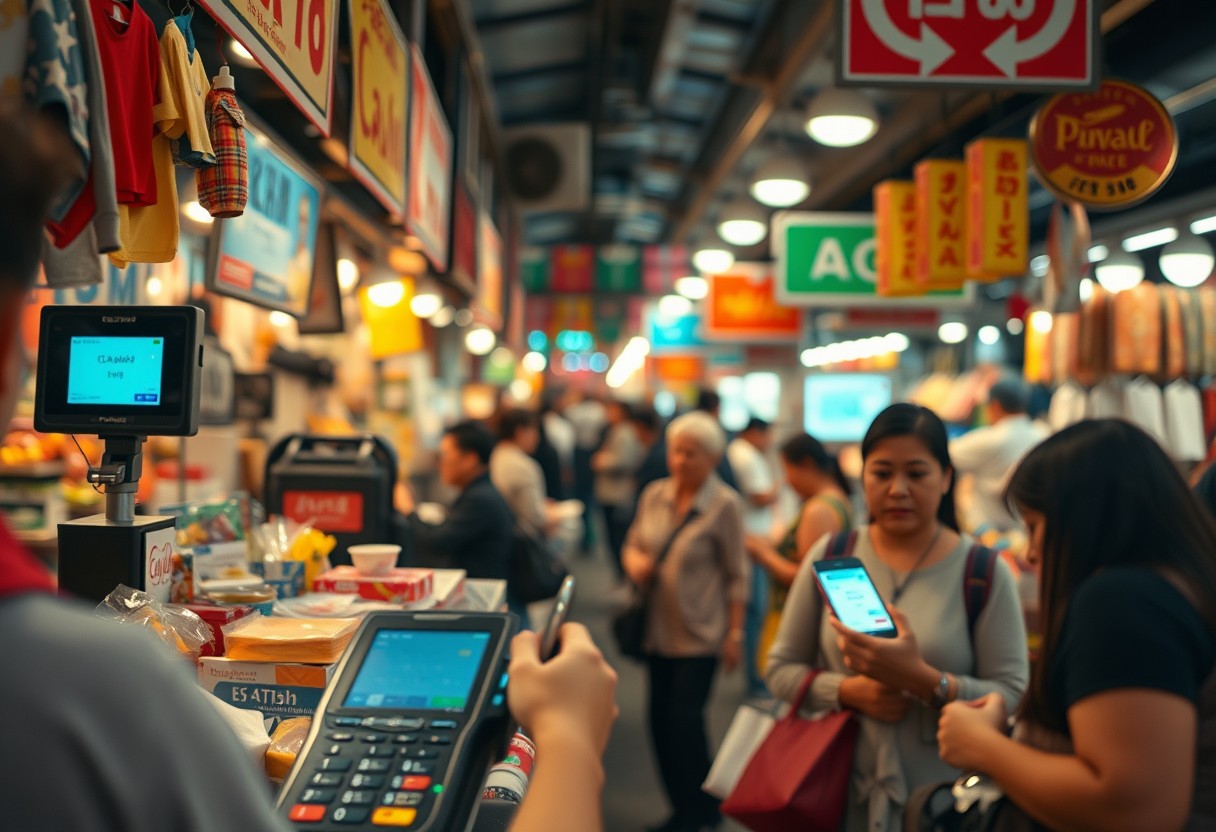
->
[196,88,247,218]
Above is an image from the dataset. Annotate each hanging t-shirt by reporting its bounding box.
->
[1123,376,1167,447]
[1165,380,1207,463]
[1047,382,1088,433]
[160,20,213,167]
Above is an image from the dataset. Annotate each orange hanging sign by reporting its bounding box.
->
[705,265,802,341]
[874,180,923,297]
[915,160,966,290]
[966,138,1030,281]
[358,279,423,359]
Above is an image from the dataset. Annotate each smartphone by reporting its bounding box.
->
[812,557,898,638]
[538,576,576,661]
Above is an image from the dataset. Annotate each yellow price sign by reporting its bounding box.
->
[349,0,408,217]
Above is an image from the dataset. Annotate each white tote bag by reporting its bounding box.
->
[702,703,778,799]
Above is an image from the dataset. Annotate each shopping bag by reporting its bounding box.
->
[702,702,777,799]
[508,525,567,604]
[721,671,859,832]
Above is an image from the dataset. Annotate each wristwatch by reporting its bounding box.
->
[931,673,951,708]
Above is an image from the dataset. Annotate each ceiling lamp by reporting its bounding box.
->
[465,326,496,356]
[938,322,968,344]
[749,155,811,208]
[675,275,708,300]
[522,351,547,374]
[1094,250,1144,293]
[1160,233,1215,288]
[692,247,734,274]
[717,199,767,247]
[409,291,442,318]
[430,306,455,328]
[367,281,405,308]
[978,325,1001,345]
[228,39,258,66]
[658,294,693,320]
[804,89,879,148]
[1029,310,1054,334]
[337,258,360,292]
[1122,226,1178,253]
[181,200,214,225]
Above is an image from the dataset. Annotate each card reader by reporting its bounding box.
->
[277,612,515,831]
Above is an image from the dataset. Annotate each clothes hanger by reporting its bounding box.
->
[170,0,197,57]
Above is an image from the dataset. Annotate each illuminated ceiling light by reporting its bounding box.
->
[269,311,294,328]
[1087,244,1109,263]
[882,332,910,353]
[145,276,163,298]
[465,326,496,356]
[527,330,547,352]
[409,291,442,318]
[1191,214,1216,235]
[1094,249,1144,293]
[1122,226,1178,252]
[675,275,709,300]
[1079,278,1095,303]
[454,309,474,327]
[800,348,815,367]
[1030,254,1050,277]
[229,39,258,66]
[804,89,879,148]
[692,248,734,274]
[658,294,692,320]
[938,322,968,345]
[489,346,514,366]
[1006,317,1025,335]
[1160,233,1215,288]
[181,200,214,225]
[978,325,1001,345]
[337,258,360,292]
[522,351,547,374]
[561,353,580,372]
[1029,310,1054,334]
[589,352,609,373]
[749,155,811,208]
[716,199,768,247]
[430,306,455,328]
[509,379,533,402]
[367,281,406,308]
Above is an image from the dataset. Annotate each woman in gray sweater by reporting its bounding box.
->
[765,404,1029,831]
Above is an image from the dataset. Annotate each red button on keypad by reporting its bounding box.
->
[290,804,327,822]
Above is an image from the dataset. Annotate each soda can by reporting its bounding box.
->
[483,764,527,803]
[481,785,521,804]
[504,732,536,780]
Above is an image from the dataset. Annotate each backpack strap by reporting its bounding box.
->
[963,544,998,645]
[825,529,859,560]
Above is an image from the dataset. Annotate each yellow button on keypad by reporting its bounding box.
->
[372,807,417,827]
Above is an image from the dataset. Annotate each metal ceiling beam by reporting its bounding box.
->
[473,1,588,29]
[669,0,834,243]
[648,0,699,110]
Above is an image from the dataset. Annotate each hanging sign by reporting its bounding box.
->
[348,0,408,217]
[966,138,1030,279]
[595,245,642,292]
[552,296,594,335]
[451,183,477,294]
[477,209,504,330]
[643,245,688,294]
[1029,79,1179,210]
[519,247,548,293]
[705,264,802,342]
[875,180,924,297]
[549,245,594,292]
[648,310,705,354]
[915,160,967,290]
[198,0,338,134]
[211,124,322,317]
[773,212,971,307]
[359,279,423,359]
[407,44,452,271]
[839,0,1096,89]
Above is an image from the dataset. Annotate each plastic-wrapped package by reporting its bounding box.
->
[221,616,359,664]
[95,584,213,661]
[204,695,270,769]
[265,717,311,781]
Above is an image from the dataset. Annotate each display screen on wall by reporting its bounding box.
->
[804,374,893,443]
[210,121,323,317]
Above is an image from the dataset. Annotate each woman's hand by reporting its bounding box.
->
[744,534,774,565]
[838,676,911,722]
[394,481,416,516]
[721,634,742,672]
[621,547,656,586]
[508,624,620,756]
[937,693,1008,771]
[830,608,932,693]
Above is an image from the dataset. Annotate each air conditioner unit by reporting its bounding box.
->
[504,122,590,213]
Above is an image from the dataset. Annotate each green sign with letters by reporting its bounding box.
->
[773,212,972,308]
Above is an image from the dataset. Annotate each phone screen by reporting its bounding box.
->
[816,566,895,635]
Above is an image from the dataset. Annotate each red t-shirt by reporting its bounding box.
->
[48,0,160,246]
[0,519,57,598]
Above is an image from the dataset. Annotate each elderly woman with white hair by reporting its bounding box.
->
[622,411,748,832]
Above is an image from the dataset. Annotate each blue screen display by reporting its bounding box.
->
[344,631,491,711]
[818,567,893,635]
[67,336,165,406]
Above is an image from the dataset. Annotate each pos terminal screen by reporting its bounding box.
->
[343,631,492,711]
[67,336,165,406]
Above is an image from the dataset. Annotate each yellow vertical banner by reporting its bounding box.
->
[915,160,967,290]
[359,279,423,358]
[875,180,923,297]
[348,0,409,218]
[966,138,1030,280]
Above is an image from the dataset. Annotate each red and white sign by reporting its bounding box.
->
[407,44,452,272]
[283,490,365,533]
[840,0,1096,89]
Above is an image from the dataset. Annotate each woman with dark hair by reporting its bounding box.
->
[766,404,1029,831]
[936,419,1216,830]
[747,433,855,668]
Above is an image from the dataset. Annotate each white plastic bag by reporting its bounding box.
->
[702,703,777,799]
[203,694,270,769]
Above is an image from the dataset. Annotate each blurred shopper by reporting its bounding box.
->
[565,390,607,554]
[746,432,854,671]
[766,404,1029,831]
[540,391,575,499]
[949,376,1047,533]
[593,399,643,578]
[726,418,779,699]
[492,409,552,539]
[622,412,747,832]
[635,391,738,495]
[396,421,514,583]
[934,420,1216,831]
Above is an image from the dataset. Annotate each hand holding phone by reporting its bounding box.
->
[812,557,898,639]
[538,576,576,661]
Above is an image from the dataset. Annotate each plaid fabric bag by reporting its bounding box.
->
[197,89,247,218]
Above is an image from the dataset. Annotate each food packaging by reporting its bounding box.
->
[265,717,312,780]
[313,566,434,604]
[180,602,257,657]
[221,616,359,664]
[199,657,337,720]
[95,585,213,661]
[199,579,278,615]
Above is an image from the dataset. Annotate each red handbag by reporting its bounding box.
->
[721,671,859,832]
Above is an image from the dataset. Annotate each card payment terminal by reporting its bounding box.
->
[277,612,515,830]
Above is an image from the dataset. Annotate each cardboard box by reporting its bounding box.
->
[314,566,434,603]
[250,560,307,599]
[180,603,257,657]
[198,657,336,719]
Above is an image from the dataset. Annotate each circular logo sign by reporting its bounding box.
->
[1029,79,1177,211]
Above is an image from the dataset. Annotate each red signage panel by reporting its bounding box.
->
[840,0,1096,89]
